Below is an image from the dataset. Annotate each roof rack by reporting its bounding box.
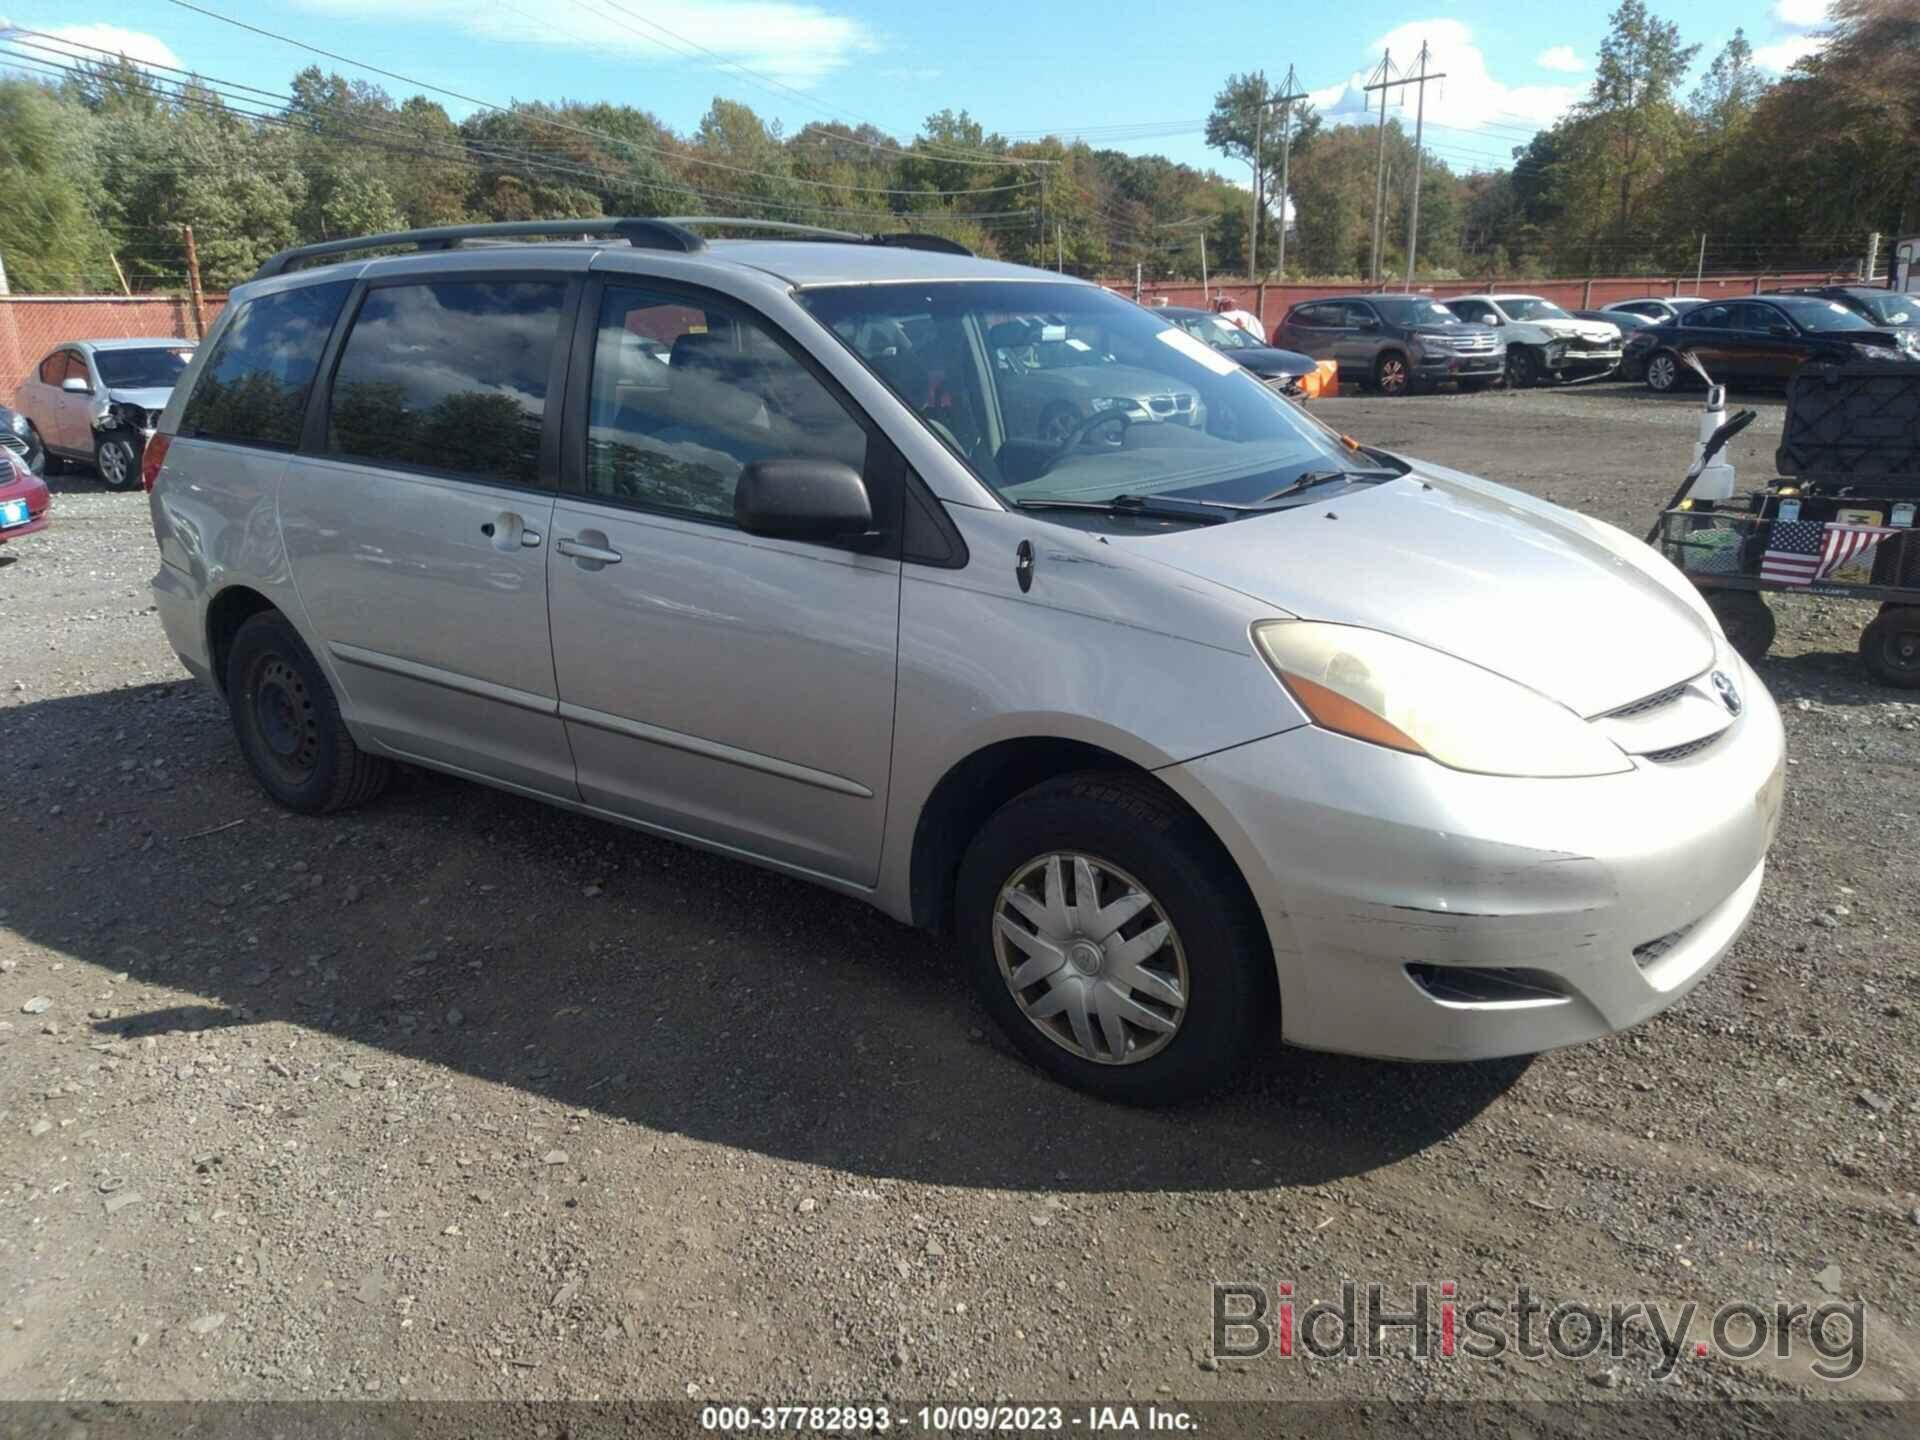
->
[252,215,973,280]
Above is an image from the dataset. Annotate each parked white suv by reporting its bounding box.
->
[1444,294,1624,387]
[144,219,1783,1103]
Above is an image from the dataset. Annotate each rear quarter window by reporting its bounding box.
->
[179,281,353,448]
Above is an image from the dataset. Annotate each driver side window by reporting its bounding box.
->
[585,286,867,524]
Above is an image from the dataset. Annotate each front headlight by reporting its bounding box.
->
[7,411,25,435]
[1252,621,1632,778]
[1089,396,1137,412]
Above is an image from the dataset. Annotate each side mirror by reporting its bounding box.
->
[61,376,90,394]
[735,458,873,541]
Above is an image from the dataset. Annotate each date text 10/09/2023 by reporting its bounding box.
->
[700,1405,1201,1432]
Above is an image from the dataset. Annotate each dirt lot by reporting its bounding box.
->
[1,382,1916,1410]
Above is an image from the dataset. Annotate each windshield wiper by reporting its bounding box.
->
[1011,493,1262,525]
[1260,467,1401,504]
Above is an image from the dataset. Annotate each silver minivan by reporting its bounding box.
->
[146,219,1785,1103]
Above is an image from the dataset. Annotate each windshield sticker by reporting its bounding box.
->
[1155,326,1240,376]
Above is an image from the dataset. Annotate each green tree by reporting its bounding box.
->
[0,81,116,290]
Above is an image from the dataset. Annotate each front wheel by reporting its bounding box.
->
[226,610,392,813]
[94,430,141,490]
[956,773,1270,1105]
[1506,346,1541,389]
[1708,590,1776,664]
[1861,605,1920,689]
[1372,352,1411,397]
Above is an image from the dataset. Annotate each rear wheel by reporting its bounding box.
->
[226,610,391,813]
[1645,349,1683,393]
[1860,605,1920,689]
[1372,351,1411,397]
[1708,590,1776,664]
[94,430,140,490]
[956,772,1270,1105]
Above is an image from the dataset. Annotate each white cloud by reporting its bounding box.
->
[290,0,877,87]
[1535,45,1584,73]
[1771,0,1831,26]
[1309,19,1582,158]
[3,23,184,73]
[1753,33,1826,70]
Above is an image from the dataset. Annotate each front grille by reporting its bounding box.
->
[1406,964,1570,1007]
[1148,397,1174,415]
[1644,733,1722,764]
[1606,681,1688,720]
[1634,920,1698,969]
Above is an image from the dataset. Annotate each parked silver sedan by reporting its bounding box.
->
[145,219,1785,1103]
[11,337,194,489]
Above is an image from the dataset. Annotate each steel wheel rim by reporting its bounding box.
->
[99,441,129,485]
[1881,627,1920,673]
[1379,359,1407,394]
[250,654,321,783]
[992,852,1189,1066]
[1648,354,1675,390]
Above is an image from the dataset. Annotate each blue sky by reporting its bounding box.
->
[0,1,1837,179]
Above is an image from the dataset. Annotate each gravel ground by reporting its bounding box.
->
[0,383,1916,1409]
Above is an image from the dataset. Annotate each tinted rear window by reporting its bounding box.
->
[326,280,566,485]
[179,281,352,448]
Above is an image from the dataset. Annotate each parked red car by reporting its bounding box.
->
[0,447,50,544]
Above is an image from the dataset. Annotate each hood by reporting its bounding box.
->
[1520,317,1619,344]
[1230,346,1316,377]
[1120,471,1715,716]
[105,387,175,413]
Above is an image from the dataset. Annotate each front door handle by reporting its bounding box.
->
[557,537,622,565]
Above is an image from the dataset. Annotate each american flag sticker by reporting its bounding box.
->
[1760,519,1824,585]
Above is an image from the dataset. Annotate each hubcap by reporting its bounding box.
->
[1380,360,1406,394]
[100,442,128,484]
[1649,356,1674,390]
[250,655,321,782]
[992,852,1188,1066]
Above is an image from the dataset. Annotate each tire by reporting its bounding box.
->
[1860,605,1920,689]
[1037,402,1077,445]
[225,610,391,814]
[1645,349,1683,394]
[1708,590,1776,664]
[1372,351,1411,397]
[955,771,1270,1105]
[94,429,140,490]
[1506,345,1540,390]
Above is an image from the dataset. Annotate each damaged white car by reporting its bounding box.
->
[10,339,195,490]
[1445,294,1623,388]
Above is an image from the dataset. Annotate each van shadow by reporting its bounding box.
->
[4,680,1524,1195]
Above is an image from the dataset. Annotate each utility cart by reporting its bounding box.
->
[1650,362,1920,688]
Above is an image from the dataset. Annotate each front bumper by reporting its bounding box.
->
[1548,343,1624,375]
[1165,659,1784,1061]
[1415,348,1504,378]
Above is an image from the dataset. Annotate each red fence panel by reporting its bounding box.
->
[0,295,226,396]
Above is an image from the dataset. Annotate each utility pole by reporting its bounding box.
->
[1402,42,1432,292]
[1057,223,1063,274]
[182,224,206,339]
[1250,72,1266,282]
[1865,231,1880,282]
[1199,230,1208,297]
[1275,64,1298,280]
[1695,232,1707,288]
[1364,49,1446,287]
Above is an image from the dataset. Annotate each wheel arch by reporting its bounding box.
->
[906,735,1266,953]
[204,584,281,696]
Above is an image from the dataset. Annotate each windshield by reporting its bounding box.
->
[1177,314,1260,349]
[801,281,1384,511]
[93,347,193,389]
[1373,298,1463,327]
[1848,292,1915,327]
[1500,298,1571,322]
[1771,297,1875,333]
